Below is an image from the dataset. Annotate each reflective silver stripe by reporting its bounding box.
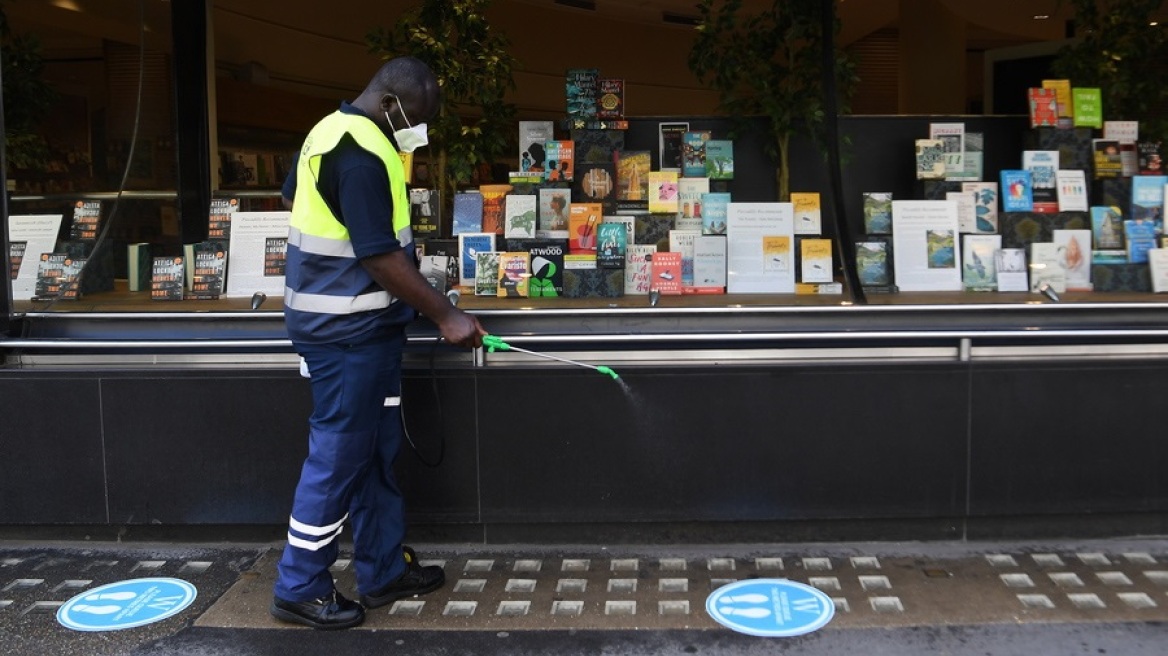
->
[284,287,394,314]
[384,396,401,407]
[396,224,413,246]
[289,513,348,537]
[287,526,343,552]
[288,226,355,258]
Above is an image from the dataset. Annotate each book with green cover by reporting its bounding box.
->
[1072,88,1103,129]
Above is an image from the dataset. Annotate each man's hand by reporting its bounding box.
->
[438,309,486,349]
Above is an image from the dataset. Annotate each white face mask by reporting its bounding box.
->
[385,94,429,153]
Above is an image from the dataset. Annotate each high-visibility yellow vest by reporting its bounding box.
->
[284,110,413,317]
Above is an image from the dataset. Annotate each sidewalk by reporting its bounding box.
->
[3,537,1168,655]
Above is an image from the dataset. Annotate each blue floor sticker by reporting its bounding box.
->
[706,578,834,637]
[57,577,197,632]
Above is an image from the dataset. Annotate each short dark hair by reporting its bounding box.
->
[367,56,439,116]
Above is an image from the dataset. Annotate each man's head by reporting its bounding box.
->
[358,56,440,137]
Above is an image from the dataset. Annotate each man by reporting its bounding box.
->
[271,56,484,630]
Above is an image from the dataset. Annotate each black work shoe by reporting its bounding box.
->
[361,547,446,609]
[270,588,365,630]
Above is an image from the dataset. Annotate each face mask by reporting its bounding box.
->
[385,94,429,153]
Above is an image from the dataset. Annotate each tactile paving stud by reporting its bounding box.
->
[178,562,213,575]
[504,579,536,593]
[659,558,687,571]
[1048,572,1085,587]
[2,579,44,592]
[453,579,486,593]
[1096,572,1133,586]
[83,561,119,571]
[850,557,881,569]
[706,558,735,571]
[389,600,425,616]
[1076,553,1111,567]
[610,559,639,572]
[1143,571,1168,586]
[131,561,166,573]
[607,578,637,593]
[860,575,892,591]
[329,559,351,572]
[658,600,690,616]
[561,559,590,572]
[443,601,477,617]
[604,600,636,616]
[497,600,530,617]
[710,578,738,590]
[51,580,92,593]
[556,579,587,594]
[802,557,832,571]
[551,600,583,616]
[754,557,783,571]
[659,578,688,593]
[33,558,73,571]
[513,560,542,572]
[1118,592,1157,609]
[1,559,24,568]
[869,596,905,613]
[1031,554,1065,568]
[832,598,851,613]
[1067,593,1106,609]
[809,577,841,592]
[985,554,1018,568]
[464,559,495,573]
[21,601,62,616]
[1123,553,1157,565]
[1000,573,1035,588]
[418,560,447,569]
[1017,594,1056,609]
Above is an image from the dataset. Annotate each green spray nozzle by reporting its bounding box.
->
[482,334,511,353]
[596,365,620,381]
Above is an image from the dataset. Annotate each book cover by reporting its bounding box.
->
[995,247,1029,292]
[800,238,833,283]
[677,177,709,231]
[1149,248,1168,292]
[863,192,893,235]
[70,200,101,241]
[1124,219,1157,263]
[1091,206,1125,250]
[1056,170,1089,212]
[703,139,734,180]
[518,120,555,173]
[658,122,689,172]
[496,251,530,298]
[33,253,73,300]
[571,128,624,165]
[458,232,496,287]
[565,68,599,119]
[504,194,538,239]
[855,240,891,287]
[544,141,574,182]
[615,150,651,205]
[596,78,624,119]
[647,171,680,214]
[409,188,441,238]
[929,122,965,175]
[187,241,227,299]
[1092,139,1123,179]
[480,184,512,234]
[1137,142,1163,175]
[1053,229,1092,290]
[915,139,946,180]
[564,253,597,269]
[520,239,566,297]
[537,188,571,238]
[263,237,287,277]
[151,255,185,301]
[573,161,615,204]
[945,132,984,182]
[1041,79,1072,117]
[9,240,27,281]
[602,214,635,250]
[1029,242,1065,294]
[569,203,601,255]
[961,182,999,233]
[701,191,731,235]
[1130,175,1167,226]
[474,251,500,296]
[669,229,701,287]
[1000,170,1034,213]
[791,192,822,235]
[419,254,452,292]
[962,234,1001,291]
[1104,120,1139,144]
[596,222,627,269]
[682,131,710,178]
[1027,88,1059,128]
[692,235,726,292]
[1072,88,1103,128]
[208,198,238,241]
[625,244,657,295]
[452,191,484,236]
[650,251,683,295]
[946,191,977,234]
[1023,150,1059,213]
[126,242,152,292]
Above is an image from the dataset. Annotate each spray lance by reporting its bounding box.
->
[482,334,620,381]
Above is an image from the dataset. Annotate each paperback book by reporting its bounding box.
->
[682,131,710,178]
[791,192,822,235]
[409,188,441,238]
[537,188,571,238]
[596,78,624,119]
[458,232,496,288]
[1056,170,1089,212]
[961,182,999,233]
[1072,88,1103,129]
[521,239,566,297]
[1124,219,1157,264]
[692,235,726,293]
[625,244,656,295]
[962,234,1001,291]
[995,248,1029,292]
[1041,79,1072,118]
[647,171,680,214]
[151,256,185,301]
[855,240,892,288]
[669,229,701,288]
[1052,229,1092,290]
[1138,142,1163,175]
[1029,242,1065,294]
[1092,140,1123,179]
[1027,88,1059,128]
[677,177,709,231]
[419,254,452,292]
[596,222,627,269]
[188,241,227,299]
[704,140,734,179]
[800,238,833,283]
[452,191,484,236]
[475,251,500,296]
[863,192,893,235]
[1000,170,1034,213]
[574,161,616,205]
[544,141,575,182]
[569,203,602,255]
[650,251,683,295]
[1130,175,1167,226]
[496,251,530,298]
[701,192,731,235]
[1091,206,1125,251]
[915,139,946,180]
[70,200,101,241]
[1022,150,1059,213]
[946,191,977,234]
[207,198,238,241]
[565,68,599,120]
[504,194,538,239]
[33,254,72,300]
[480,184,512,234]
[518,120,555,174]
[658,122,689,173]
[929,122,965,175]
[615,150,651,206]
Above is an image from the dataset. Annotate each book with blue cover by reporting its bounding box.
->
[701,192,731,235]
[1000,170,1034,213]
[1130,175,1167,229]
[1124,219,1157,263]
[452,191,484,236]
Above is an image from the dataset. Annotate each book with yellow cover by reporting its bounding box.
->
[800,238,833,283]
[791,192,822,235]
[1042,79,1073,118]
[647,171,679,214]
[496,251,530,298]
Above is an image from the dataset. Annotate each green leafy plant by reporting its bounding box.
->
[367,0,517,233]
[1,4,57,171]
[688,0,857,201]
[1053,0,1168,141]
